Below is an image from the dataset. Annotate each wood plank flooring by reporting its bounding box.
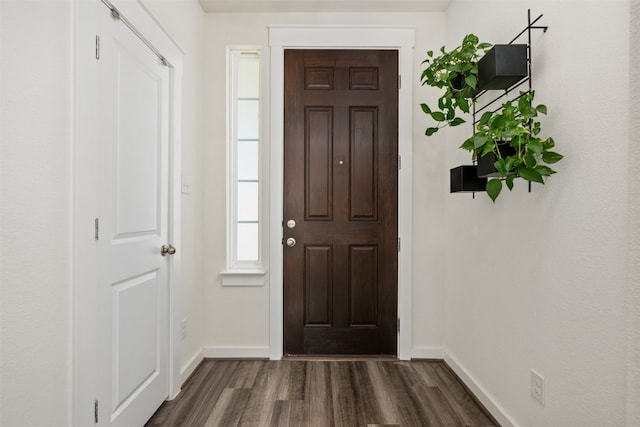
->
[145,359,498,427]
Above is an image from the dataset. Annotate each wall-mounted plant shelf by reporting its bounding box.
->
[450,9,551,198]
[420,10,558,200]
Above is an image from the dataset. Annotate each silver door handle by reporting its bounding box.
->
[286,237,296,247]
[161,244,176,256]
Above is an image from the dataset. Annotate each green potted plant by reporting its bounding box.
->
[460,91,563,202]
[420,34,492,136]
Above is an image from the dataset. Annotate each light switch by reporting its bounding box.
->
[181,176,191,194]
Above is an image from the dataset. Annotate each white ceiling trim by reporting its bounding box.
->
[199,0,450,13]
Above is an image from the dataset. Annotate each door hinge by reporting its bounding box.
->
[398,75,401,90]
[94,218,99,241]
[397,237,401,252]
[95,35,100,60]
[397,318,400,332]
[94,400,99,423]
[398,155,401,171]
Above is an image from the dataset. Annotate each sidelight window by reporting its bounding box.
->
[224,47,264,280]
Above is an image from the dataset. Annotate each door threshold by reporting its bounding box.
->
[282,355,398,362]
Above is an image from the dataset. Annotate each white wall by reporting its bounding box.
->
[141,0,207,380]
[443,1,632,425]
[1,1,636,425]
[0,1,74,425]
[203,11,449,356]
[627,1,640,424]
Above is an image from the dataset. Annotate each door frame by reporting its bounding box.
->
[74,1,183,425]
[269,26,415,360]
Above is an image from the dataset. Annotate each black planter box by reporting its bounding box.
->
[477,44,528,91]
[477,144,517,178]
[450,165,487,193]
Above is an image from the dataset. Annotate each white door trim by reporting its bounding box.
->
[268,26,415,360]
[74,1,183,425]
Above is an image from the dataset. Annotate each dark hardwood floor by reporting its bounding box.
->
[146,359,498,427]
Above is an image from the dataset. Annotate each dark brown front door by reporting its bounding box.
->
[283,49,398,355]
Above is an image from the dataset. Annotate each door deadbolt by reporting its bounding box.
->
[161,244,176,256]
[286,219,296,229]
[286,237,296,248]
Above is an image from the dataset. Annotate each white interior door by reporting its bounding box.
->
[95,9,171,426]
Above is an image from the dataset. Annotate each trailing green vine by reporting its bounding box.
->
[460,91,563,202]
[420,34,492,136]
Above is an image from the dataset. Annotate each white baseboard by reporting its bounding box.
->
[411,345,444,359]
[443,351,517,427]
[203,346,270,359]
[180,348,204,386]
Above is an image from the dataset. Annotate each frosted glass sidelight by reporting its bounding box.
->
[238,57,260,98]
[237,223,259,261]
[237,100,259,140]
[237,141,259,181]
[237,182,259,222]
[227,48,262,271]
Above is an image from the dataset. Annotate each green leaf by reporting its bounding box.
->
[536,104,548,115]
[505,174,515,190]
[425,127,439,136]
[427,50,433,57]
[543,137,555,150]
[473,134,489,149]
[460,63,474,72]
[446,108,455,121]
[478,42,492,49]
[465,74,477,89]
[450,117,465,127]
[457,97,470,114]
[486,179,502,202]
[420,103,432,114]
[431,111,446,122]
[492,115,508,132]
[479,111,493,126]
[460,137,475,151]
[524,152,537,168]
[504,156,516,173]
[480,145,494,156]
[494,158,507,175]
[542,151,564,164]
[528,139,543,155]
[535,165,556,176]
[518,167,544,184]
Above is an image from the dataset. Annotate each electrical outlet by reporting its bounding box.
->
[181,318,188,340]
[531,369,545,406]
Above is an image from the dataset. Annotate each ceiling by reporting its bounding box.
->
[198,0,451,13]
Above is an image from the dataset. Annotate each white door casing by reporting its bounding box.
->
[75,1,183,425]
[268,26,415,360]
